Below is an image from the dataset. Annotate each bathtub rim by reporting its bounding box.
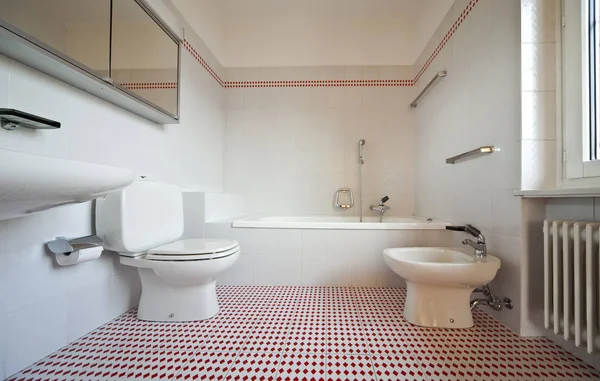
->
[231,215,451,230]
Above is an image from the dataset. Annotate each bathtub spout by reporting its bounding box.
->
[369,196,390,222]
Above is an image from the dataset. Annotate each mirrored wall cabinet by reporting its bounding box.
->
[0,0,181,124]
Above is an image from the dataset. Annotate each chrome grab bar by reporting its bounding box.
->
[410,70,447,108]
[335,188,354,210]
[445,146,495,164]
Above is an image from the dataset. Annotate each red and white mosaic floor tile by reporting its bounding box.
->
[7,286,600,381]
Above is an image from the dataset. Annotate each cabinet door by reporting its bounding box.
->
[111,0,180,117]
[0,0,111,77]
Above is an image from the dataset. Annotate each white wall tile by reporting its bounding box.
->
[486,234,522,331]
[350,255,381,287]
[6,295,68,377]
[67,278,112,342]
[413,0,523,333]
[205,223,231,240]
[230,228,258,255]
[0,55,9,107]
[0,312,5,380]
[224,67,415,217]
[522,91,556,140]
[275,256,302,286]
[425,230,453,247]
[301,256,330,286]
[546,198,596,221]
[491,190,523,237]
[324,230,356,257]
[521,139,557,190]
[219,255,253,286]
[521,0,557,43]
[302,230,329,257]
[521,43,556,92]
[8,63,72,124]
[253,255,279,286]
[325,256,353,287]
[182,192,206,239]
[0,20,226,376]
[351,230,378,256]
[276,229,303,256]
[2,203,91,313]
[107,271,142,319]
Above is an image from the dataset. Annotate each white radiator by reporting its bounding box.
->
[544,220,600,353]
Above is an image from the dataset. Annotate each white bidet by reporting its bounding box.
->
[383,247,501,329]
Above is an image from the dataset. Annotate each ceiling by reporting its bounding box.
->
[173,0,456,67]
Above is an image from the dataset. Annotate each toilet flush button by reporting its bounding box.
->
[169,313,174,318]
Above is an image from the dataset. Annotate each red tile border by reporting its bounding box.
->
[180,0,480,89]
[224,79,413,88]
[412,0,480,84]
[183,40,225,86]
[120,82,177,90]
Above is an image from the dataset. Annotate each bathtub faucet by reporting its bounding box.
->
[370,196,390,222]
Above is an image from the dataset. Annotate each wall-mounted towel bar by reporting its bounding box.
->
[410,70,447,108]
[446,146,495,164]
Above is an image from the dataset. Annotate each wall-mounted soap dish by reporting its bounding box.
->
[0,108,61,131]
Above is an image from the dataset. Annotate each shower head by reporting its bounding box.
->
[359,139,365,146]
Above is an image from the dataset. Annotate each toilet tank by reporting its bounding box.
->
[96,180,184,254]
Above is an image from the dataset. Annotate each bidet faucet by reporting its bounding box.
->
[370,196,390,222]
[446,224,486,258]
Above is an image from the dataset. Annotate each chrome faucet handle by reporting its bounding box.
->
[448,224,486,257]
[464,224,481,238]
[378,196,390,206]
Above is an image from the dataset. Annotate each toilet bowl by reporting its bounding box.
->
[383,247,500,329]
[96,180,239,322]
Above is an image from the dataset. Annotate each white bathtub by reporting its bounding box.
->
[213,215,454,287]
[232,215,449,230]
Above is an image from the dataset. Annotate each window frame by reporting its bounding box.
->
[562,0,600,185]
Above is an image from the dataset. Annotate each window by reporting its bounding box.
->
[585,0,599,161]
[563,0,600,182]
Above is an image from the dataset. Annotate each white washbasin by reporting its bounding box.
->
[0,149,135,221]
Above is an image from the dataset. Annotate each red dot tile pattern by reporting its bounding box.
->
[413,0,480,84]
[7,286,600,381]
[119,82,178,90]
[180,1,481,89]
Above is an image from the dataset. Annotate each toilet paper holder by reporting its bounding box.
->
[47,235,103,256]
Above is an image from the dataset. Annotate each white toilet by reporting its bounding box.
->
[95,180,240,322]
[383,247,500,329]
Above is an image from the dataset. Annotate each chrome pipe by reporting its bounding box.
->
[358,139,365,222]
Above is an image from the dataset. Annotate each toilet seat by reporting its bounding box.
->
[146,239,239,261]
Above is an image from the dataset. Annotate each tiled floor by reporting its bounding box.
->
[7,286,600,381]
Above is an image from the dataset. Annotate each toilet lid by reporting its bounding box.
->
[146,239,239,261]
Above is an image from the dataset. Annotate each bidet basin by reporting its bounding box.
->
[383,247,501,328]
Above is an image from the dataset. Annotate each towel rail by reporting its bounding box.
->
[446,146,495,164]
[410,70,447,108]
